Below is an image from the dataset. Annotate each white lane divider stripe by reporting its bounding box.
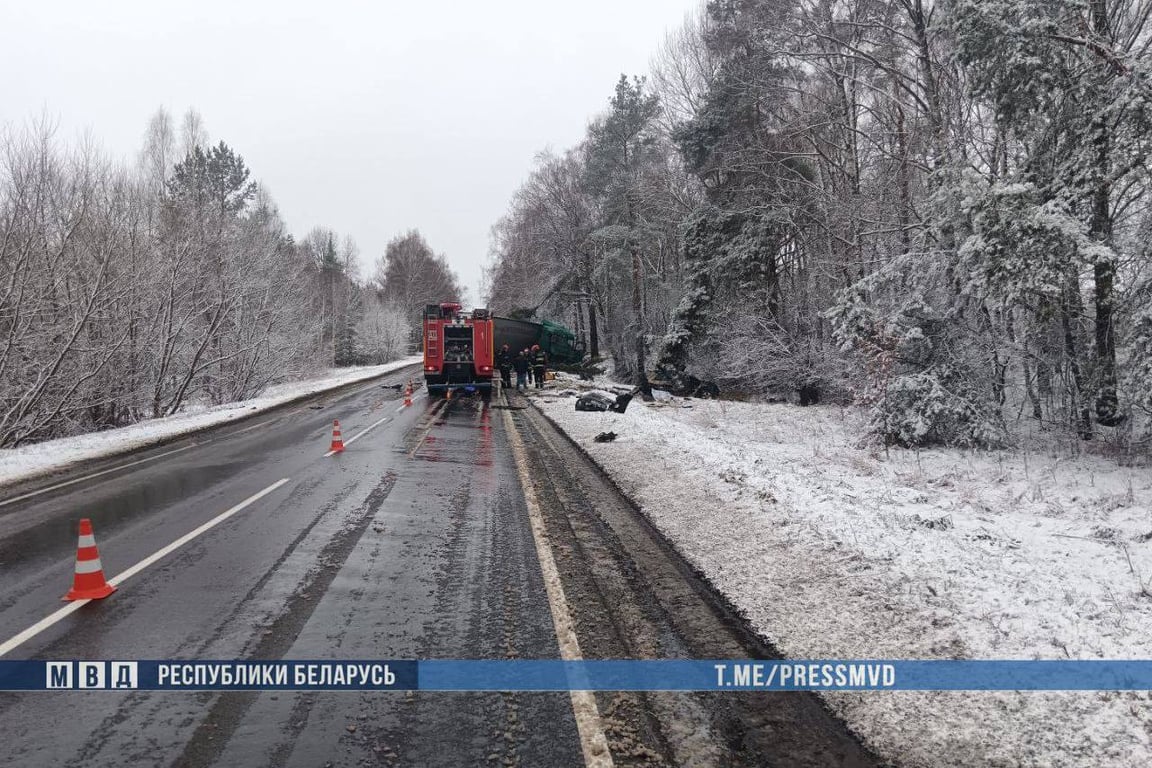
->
[108,479,290,586]
[324,415,393,457]
[0,478,290,659]
[0,444,199,509]
[0,602,86,660]
[500,403,614,768]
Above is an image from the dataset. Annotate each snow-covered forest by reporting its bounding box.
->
[0,109,460,448]
[485,0,1152,450]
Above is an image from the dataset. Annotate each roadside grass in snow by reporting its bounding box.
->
[536,382,1152,767]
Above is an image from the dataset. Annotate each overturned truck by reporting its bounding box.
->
[493,316,585,367]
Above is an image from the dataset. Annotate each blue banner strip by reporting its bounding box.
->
[5,660,1152,691]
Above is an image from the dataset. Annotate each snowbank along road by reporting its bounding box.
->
[0,368,877,767]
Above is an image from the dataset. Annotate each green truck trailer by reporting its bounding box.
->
[493,316,585,366]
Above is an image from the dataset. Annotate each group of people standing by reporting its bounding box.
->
[496,344,547,393]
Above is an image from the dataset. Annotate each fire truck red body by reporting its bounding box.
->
[422,302,495,400]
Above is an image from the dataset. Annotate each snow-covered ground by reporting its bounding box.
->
[534,379,1152,767]
[0,357,421,488]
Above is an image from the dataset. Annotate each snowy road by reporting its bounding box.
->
[0,373,875,767]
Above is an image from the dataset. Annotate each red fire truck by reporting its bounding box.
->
[422,302,495,401]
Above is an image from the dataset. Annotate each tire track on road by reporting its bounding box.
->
[513,397,882,767]
[173,470,399,768]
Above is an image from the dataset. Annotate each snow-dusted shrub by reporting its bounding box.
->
[956,182,1108,305]
[868,368,1006,448]
[712,311,849,403]
[832,279,1006,448]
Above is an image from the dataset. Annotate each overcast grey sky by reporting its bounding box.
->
[1,0,700,303]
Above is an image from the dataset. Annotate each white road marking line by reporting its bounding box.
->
[0,444,199,509]
[500,402,614,768]
[0,602,87,659]
[107,479,290,586]
[0,478,291,659]
[324,414,393,457]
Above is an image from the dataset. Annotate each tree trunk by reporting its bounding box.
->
[573,296,584,347]
[1093,257,1120,425]
[1061,275,1093,439]
[581,251,600,359]
[893,78,912,257]
[1089,0,1121,427]
[908,0,945,160]
[588,292,600,359]
[630,245,652,400]
[1014,313,1043,421]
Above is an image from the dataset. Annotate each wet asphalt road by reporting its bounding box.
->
[0,369,582,767]
[0,369,880,767]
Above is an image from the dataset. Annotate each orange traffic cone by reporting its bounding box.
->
[403,381,413,407]
[330,419,345,453]
[64,518,116,601]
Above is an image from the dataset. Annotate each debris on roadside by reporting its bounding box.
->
[650,371,721,399]
[575,390,634,413]
[593,431,617,443]
[575,392,613,412]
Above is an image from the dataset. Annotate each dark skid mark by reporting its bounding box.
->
[172,471,398,768]
[374,394,583,767]
[264,690,319,767]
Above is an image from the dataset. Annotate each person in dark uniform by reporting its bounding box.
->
[496,344,513,388]
[523,348,534,386]
[531,345,547,389]
[513,350,530,392]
